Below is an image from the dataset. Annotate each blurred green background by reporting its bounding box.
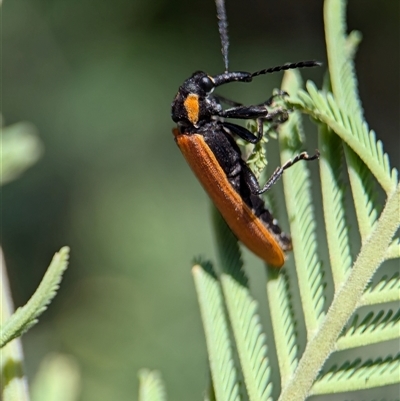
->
[2,0,399,400]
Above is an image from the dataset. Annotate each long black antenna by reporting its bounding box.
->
[251,60,322,78]
[215,0,229,72]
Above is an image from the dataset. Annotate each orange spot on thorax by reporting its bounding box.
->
[184,94,200,125]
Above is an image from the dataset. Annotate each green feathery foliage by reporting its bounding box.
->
[213,209,273,401]
[337,309,400,350]
[0,247,70,348]
[360,273,399,306]
[318,124,352,287]
[309,354,400,395]
[192,260,242,401]
[138,370,167,401]
[140,0,399,400]
[1,246,71,401]
[279,71,326,338]
[289,82,397,195]
[265,268,298,386]
[0,115,73,400]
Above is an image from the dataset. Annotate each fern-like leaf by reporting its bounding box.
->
[265,268,298,386]
[192,260,242,401]
[345,146,379,239]
[213,209,273,401]
[318,124,352,287]
[310,354,400,395]
[344,29,362,61]
[0,247,70,348]
[323,0,382,243]
[280,71,325,336]
[1,247,30,401]
[337,309,400,350]
[359,273,400,307]
[324,0,363,117]
[169,2,400,400]
[328,14,381,240]
[279,185,399,401]
[290,85,398,194]
[138,370,167,401]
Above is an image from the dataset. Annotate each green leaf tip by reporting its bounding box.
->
[0,247,70,348]
[31,353,81,401]
[138,369,167,401]
[192,258,217,279]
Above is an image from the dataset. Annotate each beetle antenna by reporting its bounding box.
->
[251,60,322,78]
[215,0,229,72]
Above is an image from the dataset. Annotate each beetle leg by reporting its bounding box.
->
[223,122,262,144]
[218,104,270,119]
[257,150,320,194]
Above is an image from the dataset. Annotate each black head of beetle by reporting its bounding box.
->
[171,61,321,143]
[171,71,219,131]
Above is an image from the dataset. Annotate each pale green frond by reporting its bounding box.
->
[0,247,30,401]
[213,209,273,401]
[0,247,70,348]
[310,354,400,395]
[289,85,398,194]
[192,261,242,401]
[138,370,167,401]
[318,125,352,288]
[324,0,363,117]
[345,146,379,239]
[337,309,400,350]
[278,185,399,401]
[280,70,325,336]
[325,0,384,242]
[344,30,362,60]
[31,354,81,401]
[385,239,400,260]
[359,273,400,306]
[1,121,43,186]
[266,268,298,386]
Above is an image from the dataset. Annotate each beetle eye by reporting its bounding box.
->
[200,76,214,93]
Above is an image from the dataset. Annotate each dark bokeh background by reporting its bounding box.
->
[2,0,399,400]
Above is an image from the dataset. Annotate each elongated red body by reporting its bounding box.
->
[173,128,286,267]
